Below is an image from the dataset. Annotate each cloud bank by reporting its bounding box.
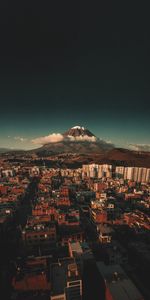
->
[32,133,64,145]
[67,135,97,142]
[129,143,150,152]
[31,132,114,147]
[32,132,98,145]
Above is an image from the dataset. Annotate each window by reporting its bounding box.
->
[68,281,80,286]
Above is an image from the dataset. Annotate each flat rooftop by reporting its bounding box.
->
[97,262,143,300]
[51,264,66,296]
[70,241,83,254]
[51,259,81,296]
[98,224,113,234]
[13,273,50,291]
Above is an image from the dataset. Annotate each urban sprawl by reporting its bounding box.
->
[0,160,150,300]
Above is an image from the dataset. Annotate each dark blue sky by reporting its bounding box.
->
[0,1,149,150]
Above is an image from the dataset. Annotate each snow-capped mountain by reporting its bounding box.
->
[35,125,114,155]
[63,126,96,138]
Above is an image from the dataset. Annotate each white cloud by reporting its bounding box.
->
[128,143,150,152]
[32,133,64,145]
[105,140,112,144]
[14,136,27,142]
[31,132,114,146]
[67,135,97,142]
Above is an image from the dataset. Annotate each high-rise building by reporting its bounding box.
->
[96,262,144,300]
[115,166,125,178]
[82,164,112,179]
[137,168,148,183]
[133,167,139,182]
[98,164,112,178]
[146,168,150,183]
[124,167,134,180]
[141,168,147,183]
[50,259,82,300]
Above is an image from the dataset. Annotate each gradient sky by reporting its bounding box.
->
[0,2,149,150]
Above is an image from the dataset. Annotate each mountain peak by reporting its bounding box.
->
[63,126,95,138]
[71,126,85,130]
[34,125,114,154]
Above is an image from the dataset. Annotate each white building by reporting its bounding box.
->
[115,166,125,178]
[50,259,82,300]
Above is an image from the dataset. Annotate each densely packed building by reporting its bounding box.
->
[0,158,149,299]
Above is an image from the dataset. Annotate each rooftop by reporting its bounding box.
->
[69,241,83,255]
[97,262,143,300]
[51,263,66,296]
[51,259,80,296]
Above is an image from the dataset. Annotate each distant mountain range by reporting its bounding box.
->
[33,148,150,168]
[0,148,14,154]
[0,148,25,154]
[1,126,150,167]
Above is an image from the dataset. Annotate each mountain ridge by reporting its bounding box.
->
[35,125,114,154]
[1,126,150,168]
